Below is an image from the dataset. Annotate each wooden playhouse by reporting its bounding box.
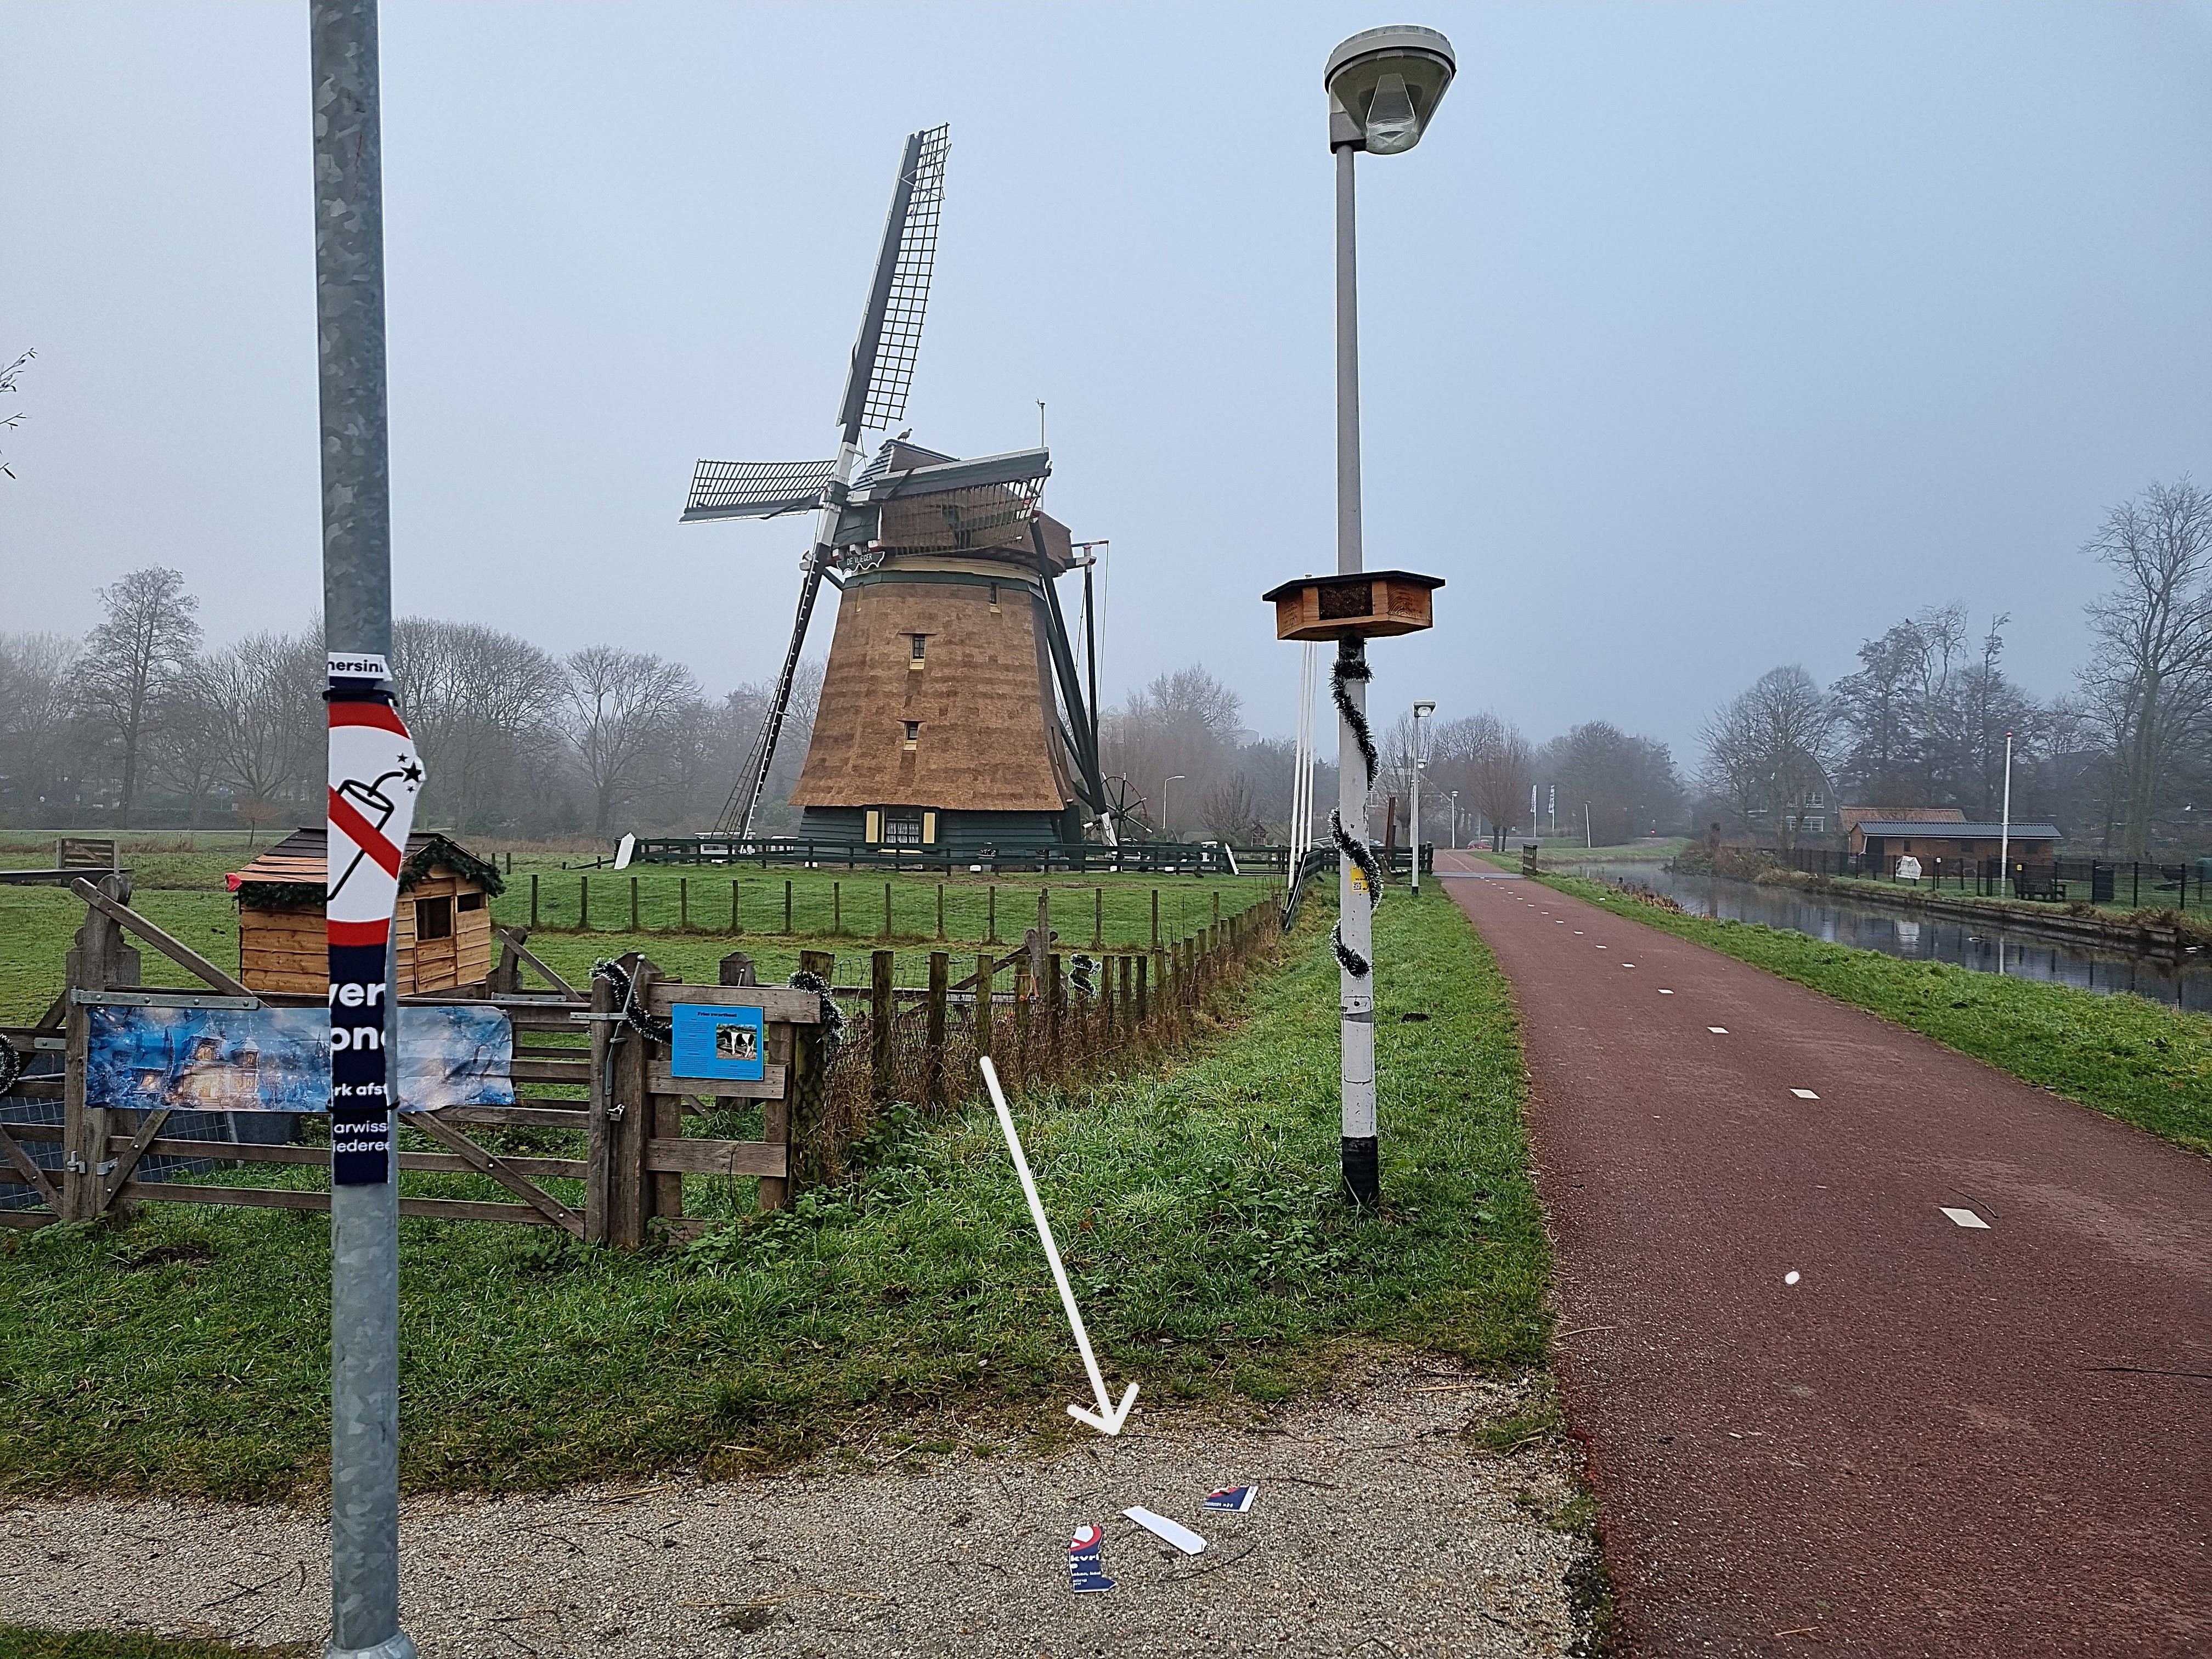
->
[227,828,505,995]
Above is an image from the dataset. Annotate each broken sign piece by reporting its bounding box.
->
[1121,1505,1206,1555]
[1068,1524,1116,1593]
[1203,1485,1259,1514]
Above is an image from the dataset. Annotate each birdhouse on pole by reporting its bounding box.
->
[1262,569,1443,642]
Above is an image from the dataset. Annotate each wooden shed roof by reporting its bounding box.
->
[227,828,505,903]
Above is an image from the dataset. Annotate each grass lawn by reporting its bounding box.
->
[0,861,1278,1026]
[0,888,1546,1501]
[1545,873,2212,1160]
[0,1630,304,1659]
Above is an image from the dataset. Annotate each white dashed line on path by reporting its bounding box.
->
[1791,1089,1819,1100]
[1658,989,1673,994]
[1708,1027,1729,1035]
[1940,1207,1991,1229]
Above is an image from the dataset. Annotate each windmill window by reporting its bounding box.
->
[903,720,922,743]
[911,634,928,659]
[988,582,1000,610]
[884,808,924,845]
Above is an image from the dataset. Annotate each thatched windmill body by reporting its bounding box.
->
[682,126,1109,851]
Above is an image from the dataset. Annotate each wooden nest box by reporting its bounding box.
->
[227,828,506,996]
[1262,569,1443,642]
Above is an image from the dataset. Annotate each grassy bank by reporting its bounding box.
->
[0,890,1545,1500]
[1545,873,2212,1159]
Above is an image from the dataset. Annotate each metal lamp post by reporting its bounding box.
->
[1448,789,1459,849]
[1161,775,1185,840]
[1410,699,1435,893]
[312,5,417,1658]
[1324,25,1454,1206]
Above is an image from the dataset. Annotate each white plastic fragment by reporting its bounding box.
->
[1121,1506,1206,1555]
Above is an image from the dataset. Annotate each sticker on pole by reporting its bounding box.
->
[328,685,424,1185]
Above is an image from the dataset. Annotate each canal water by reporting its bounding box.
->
[1568,861,2212,1016]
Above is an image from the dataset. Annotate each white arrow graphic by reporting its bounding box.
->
[980,1056,1138,1436]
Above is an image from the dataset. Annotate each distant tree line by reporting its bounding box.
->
[0,567,822,840]
[1696,477,2212,856]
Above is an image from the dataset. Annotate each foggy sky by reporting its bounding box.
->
[5,1,2211,765]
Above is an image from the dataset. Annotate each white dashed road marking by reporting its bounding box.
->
[1791,1089,1819,1100]
[1708,1026,1729,1035]
[1940,1207,1990,1229]
[1658,989,1673,995]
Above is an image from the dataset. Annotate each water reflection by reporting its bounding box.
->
[1573,862,2212,1015]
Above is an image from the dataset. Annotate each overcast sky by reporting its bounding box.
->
[6,1,2211,763]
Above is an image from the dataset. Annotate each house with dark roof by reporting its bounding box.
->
[1848,817,2062,870]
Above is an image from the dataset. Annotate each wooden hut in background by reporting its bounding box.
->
[227,828,504,995]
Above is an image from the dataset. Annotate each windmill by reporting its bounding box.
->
[683,125,1112,851]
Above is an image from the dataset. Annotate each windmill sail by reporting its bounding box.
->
[692,125,952,840]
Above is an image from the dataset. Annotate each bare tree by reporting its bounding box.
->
[1545,721,1683,846]
[2079,478,2212,855]
[1464,718,1535,847]
[0,348,32,480]
[392,618,567,834]
[564,645,703,838]
[1200,772,1259,842]
[1699,664,1836,848]
[1099,665,1244,839]
[75,567,202,825]
[201,630,323,835]
[0,631,83,821]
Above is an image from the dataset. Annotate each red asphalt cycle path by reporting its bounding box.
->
[1436,854,2210,1657]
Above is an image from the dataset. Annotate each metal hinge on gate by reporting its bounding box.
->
[605,1104,627,1122]
[63,1156,88,1174]
[96,1159,118,1177]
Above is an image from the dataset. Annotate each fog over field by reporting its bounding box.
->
[4,2,2210,806]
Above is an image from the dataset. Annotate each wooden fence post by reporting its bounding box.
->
[1150,889,1160,948]
[926,951,949,1108]
[580,874,589,930]
[1118,955,1133,1037]
[1038,887,1051,953]
[975,952,995,1058]
[731,878,742,934]
[987,885,998,944]
[600,951,654,1248]
[1045,952,1063,1066]
[630,876,640,933]
[679,877,689,932]
[529,872,539,929]
[872,949,895,1099]
[1093,887,1103,949]
[787,948,834,1198]
[785,879,794,933]
[1013,955,1033,1080]
[936,883,946,942]
[585,957,616,1242]
[1139,951,1154,1026]
[1212,890,1222,927]
[61,874,139,1221]
[883,882,893,939]
[833,881,843,935]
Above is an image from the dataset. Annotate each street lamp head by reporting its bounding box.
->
[1413,700,1436,718]
[1326,25,1455,155]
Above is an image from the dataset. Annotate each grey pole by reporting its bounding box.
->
[312,5,415,1657]
[1333,141,1379,1205]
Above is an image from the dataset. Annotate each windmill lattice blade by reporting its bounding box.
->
[682,458,838,522]
[861,123,950,431]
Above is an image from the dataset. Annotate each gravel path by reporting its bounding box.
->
[1442,857,2212,1657]
[0,1360,1595,1658]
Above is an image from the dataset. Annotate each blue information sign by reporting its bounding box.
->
[669,1002,767,1081]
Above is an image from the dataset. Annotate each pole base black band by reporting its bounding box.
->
[1341,1135,1379,1206]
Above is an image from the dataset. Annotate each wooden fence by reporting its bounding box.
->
[2,877,1280,1243]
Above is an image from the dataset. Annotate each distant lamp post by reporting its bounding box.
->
[1448,789,1460,849]
[1261,25,1454,1210]
[1161,775,1186,840]
[1410,700,1435,894]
